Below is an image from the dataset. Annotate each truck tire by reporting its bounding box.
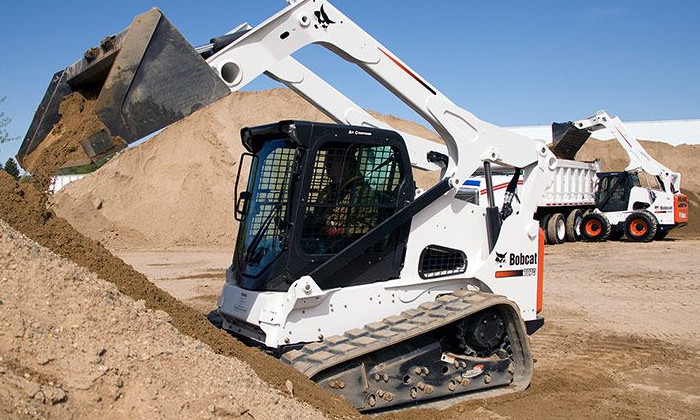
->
[539,214,552,244]
[580,213,611,242]
[565,209,583,242]
[546,213,566,244]
[624,211,658,242]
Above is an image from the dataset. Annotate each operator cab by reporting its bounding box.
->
[231,121,415,292]
[595,170,671,213]
[595,171,642,212]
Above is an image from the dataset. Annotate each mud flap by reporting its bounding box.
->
[550,122,593,160]
[18,8,229,168]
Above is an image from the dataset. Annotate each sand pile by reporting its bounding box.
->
[0,171,358,419]
[52,88,699,248]
[577,138,700,237]
[0,218,325,419]
[53,88,442,249]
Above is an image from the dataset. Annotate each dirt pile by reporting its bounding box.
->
[21,91,125,175]
[577,138,700,237]
[0,171,357,419]
[54,87,700,249]
[52,88,442,249]
[0,218,326,419]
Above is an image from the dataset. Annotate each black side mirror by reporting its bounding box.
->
[234,152,255,221]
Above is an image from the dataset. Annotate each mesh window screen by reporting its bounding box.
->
[419,245,468,279]
[301,143,402,255]
[241,142,296,276]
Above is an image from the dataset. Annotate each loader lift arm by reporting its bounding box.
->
[197,23,448,171]
[574,111,681,193]
[205,0,553,203]
[204,0,555,339]
[265,56,447,171]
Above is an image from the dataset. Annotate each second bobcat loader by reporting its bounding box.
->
[21,0,558,411]
[551,111,687,242]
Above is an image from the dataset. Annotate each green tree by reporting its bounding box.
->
[4,157,19,179]
[1,76,18,144]
[0,94,11,144]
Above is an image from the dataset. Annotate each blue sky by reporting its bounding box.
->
[1,0,699,165]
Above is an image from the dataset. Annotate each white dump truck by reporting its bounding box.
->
[462,111,688,244]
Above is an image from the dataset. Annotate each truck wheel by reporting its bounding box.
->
[540,214,552,244]
[581,213,611,242]
[624,211,658,242]
[546,213,566,244]
[565,209,583,242]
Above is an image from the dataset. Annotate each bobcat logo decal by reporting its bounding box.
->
[495,252,507,264]
[314,5,336,28]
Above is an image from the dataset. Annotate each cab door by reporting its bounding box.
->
[595,172,633,212]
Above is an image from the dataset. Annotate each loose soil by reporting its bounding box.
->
[0,219,325,419]
[0,172,357,419]
[21,90,125,175]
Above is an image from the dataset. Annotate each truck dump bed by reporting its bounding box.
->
[540,159,599,207]
[463,159,598,209]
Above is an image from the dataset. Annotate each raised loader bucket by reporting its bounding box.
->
[18,8,230,171]
[550,121,593,160]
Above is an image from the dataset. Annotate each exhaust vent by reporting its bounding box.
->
[419,245,467,279]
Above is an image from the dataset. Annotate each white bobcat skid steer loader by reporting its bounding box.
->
[552,111,687,242]
[22,0,557,411]
[203,0,555,411]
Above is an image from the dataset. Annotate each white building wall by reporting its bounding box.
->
[50,174,85,194]
[507,119,700,146]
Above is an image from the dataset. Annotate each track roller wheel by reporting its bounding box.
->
[624,210,657,242]
[546,213,566,244]
[565,209,583,242]
[580,212,611,242]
